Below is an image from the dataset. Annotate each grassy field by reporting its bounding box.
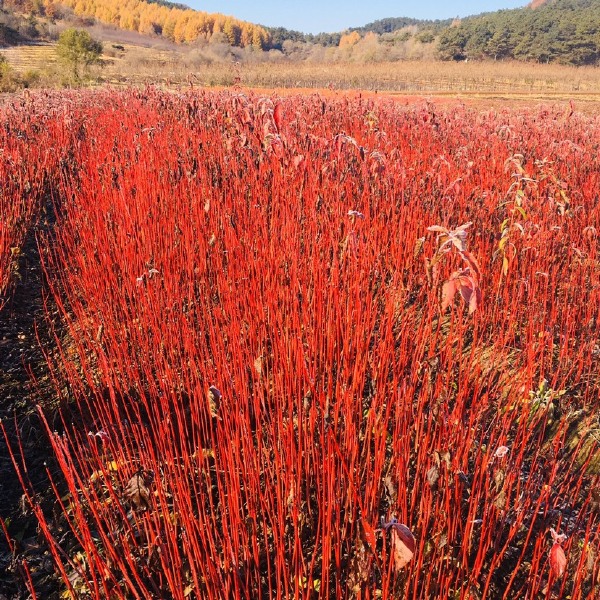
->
[0,42,58,72]
[3,40,600,102]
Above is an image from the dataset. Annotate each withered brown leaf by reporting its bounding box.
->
[208,385,221,418]
[124,470,154,511]
[426,465,440,489]
[389,523,416,571]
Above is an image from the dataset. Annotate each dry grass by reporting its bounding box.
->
[225,60,600,94]
[105,49,600,96]
[2,40,600,103]
[0,42,57,72]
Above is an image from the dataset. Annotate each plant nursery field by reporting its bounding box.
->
[0,88,599,600]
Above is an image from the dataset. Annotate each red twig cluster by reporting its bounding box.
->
[2,89,600,599]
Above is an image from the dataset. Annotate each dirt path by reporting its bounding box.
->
[0,216,60,599]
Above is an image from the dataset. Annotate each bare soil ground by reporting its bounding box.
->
[0,216,61,600]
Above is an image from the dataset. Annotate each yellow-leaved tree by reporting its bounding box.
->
[41,0,271,48]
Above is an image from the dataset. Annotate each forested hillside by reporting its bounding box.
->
[265,0,599,65]
[1,0,271,47]
[438,0,600,64]
[1,0,598,65]
[266,17,451,51]
[350,16,452,35]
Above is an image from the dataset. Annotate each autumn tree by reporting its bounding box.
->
[42,0,272,49]
[56,28,102,80]
[339,31,361,48]
[223,20,241,46]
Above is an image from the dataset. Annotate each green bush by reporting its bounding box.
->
[417,31,436,44]
[56,28,103,81]
[0,56,21,92]
[21,69,42,88]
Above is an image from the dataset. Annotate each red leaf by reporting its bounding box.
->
[469,286,482,314]
[550,543,567,578]
[441,278,460,311]
[458,276,474,302]
[441,271,482,314]
[273,103,284,133]
[389,523,415,570]
[456,274,481,314]
[460,249,482,282]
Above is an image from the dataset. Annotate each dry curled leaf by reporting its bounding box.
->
[390,524,415,570]
[347,210,365,219]
[493,468,505,492]
[550,528,568,544]
[383,476,397,504]
[494,489,507,510]
[382,520,415,571]
[439,450,451,467]
[494,445,509,459]
[585,543,596,573]
[254,358,263,377]
[426,465,440,488]
[414,236,425,259]
[125,470,154,511]
[208,385,221,418]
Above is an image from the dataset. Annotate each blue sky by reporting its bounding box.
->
[185,1,528,34]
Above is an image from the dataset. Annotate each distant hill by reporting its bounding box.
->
[438,0,600,64]
[267,0,599,65]
[0,1,51,48]
[350,16,453,35]
[0,21,25,47]
[1,0,272,48]
[266,17,452,50]
[266,26,341,49]
[0,0,598,66]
